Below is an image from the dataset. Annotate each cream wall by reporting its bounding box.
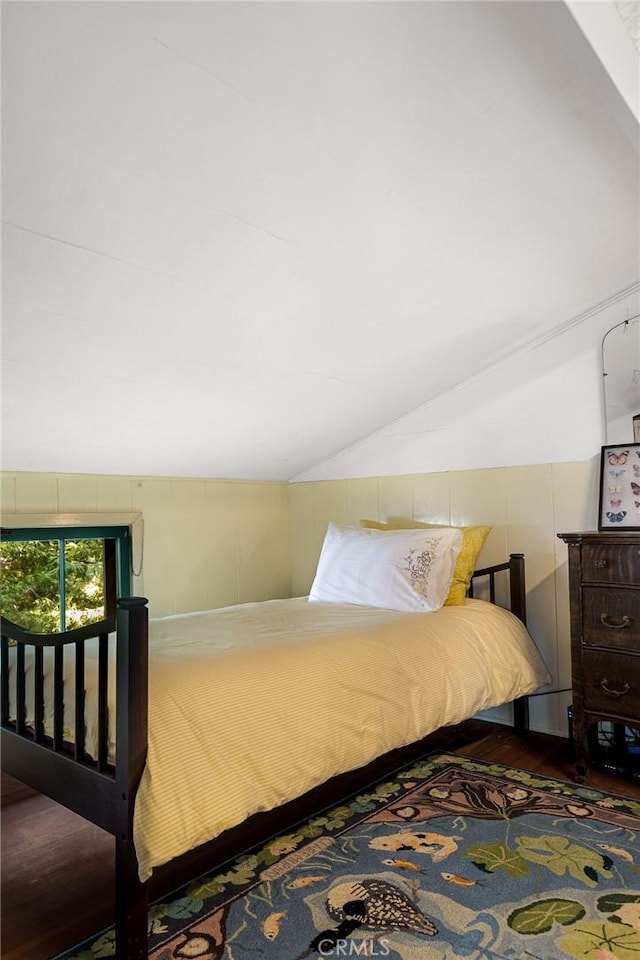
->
[0,472,291,619]
[289,457,601,738]
[1,457,598,738]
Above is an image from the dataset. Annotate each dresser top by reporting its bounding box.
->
[558,530,640,544]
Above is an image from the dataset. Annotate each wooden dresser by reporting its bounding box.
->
[557,531,640,782]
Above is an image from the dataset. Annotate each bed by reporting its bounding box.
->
[1,548,549,959]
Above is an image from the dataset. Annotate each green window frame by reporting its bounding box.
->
[0,525,131,632]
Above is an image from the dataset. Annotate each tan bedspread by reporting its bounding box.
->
[132,597,549,881]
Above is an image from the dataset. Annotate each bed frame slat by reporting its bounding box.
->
[16,643,26,734]
[53,646,64,750]
[74,639,86,761]
[97,632,109,771]
[1,636,9,727]
[34,646,45,741]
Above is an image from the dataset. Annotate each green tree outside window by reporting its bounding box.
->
[0,526,131,633]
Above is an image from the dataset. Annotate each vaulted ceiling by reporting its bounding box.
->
[2,1,639,480]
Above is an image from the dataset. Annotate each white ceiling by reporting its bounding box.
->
[2,1,639,481]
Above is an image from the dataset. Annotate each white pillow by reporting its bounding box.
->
[308,523,463,613]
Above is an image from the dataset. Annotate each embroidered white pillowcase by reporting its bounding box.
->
[308,523,463,613]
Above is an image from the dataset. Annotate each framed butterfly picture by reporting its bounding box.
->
[598,442,640,530]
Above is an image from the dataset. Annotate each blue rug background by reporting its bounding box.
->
[58,754,640,960]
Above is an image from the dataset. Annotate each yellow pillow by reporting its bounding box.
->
[358,519,389,530]
[360,518,491,606]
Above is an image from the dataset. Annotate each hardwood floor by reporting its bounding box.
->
[3,719,640,960]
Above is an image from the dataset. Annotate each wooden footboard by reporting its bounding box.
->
[1,554,531,959]
[1,597,149,959]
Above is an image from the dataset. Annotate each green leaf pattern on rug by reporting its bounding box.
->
[596,795,640,818]
[185,876,226,900]
[351,781,405,812]
[306,805,354,831]
[147,904,170,936]
[163,896,204,920]
[81,931,114,959]
[597,892,640,912]
[507,898,586,934]
[560,920,640,959]
[217,854,262,886]
[465,840,530,877]
[516,835,614,887]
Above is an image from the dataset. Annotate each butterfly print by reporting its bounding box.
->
[609,450,629,465]
[610,468,626,477]
[633,465,640,476]
[635,501,640,508]
[606,511,627,522]
[610,499,622,508]
[631,482,640,496]
[609,485,622,493]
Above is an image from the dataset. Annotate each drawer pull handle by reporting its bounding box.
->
[600,679,630,697]
[594,559,608,569]
[600,614,632,629]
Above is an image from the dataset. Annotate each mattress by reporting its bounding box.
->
[135,597,549,881]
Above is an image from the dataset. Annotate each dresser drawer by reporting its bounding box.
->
[582,650,640,716]
[582,587,640,651]
[581,543,640,583]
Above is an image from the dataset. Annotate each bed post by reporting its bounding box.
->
[508,554,530,735]
[114,597,149,960]
[508,553,526,625]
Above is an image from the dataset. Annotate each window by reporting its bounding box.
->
[0,525,131,633]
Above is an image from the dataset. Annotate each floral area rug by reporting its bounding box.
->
[59,754,640,960]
